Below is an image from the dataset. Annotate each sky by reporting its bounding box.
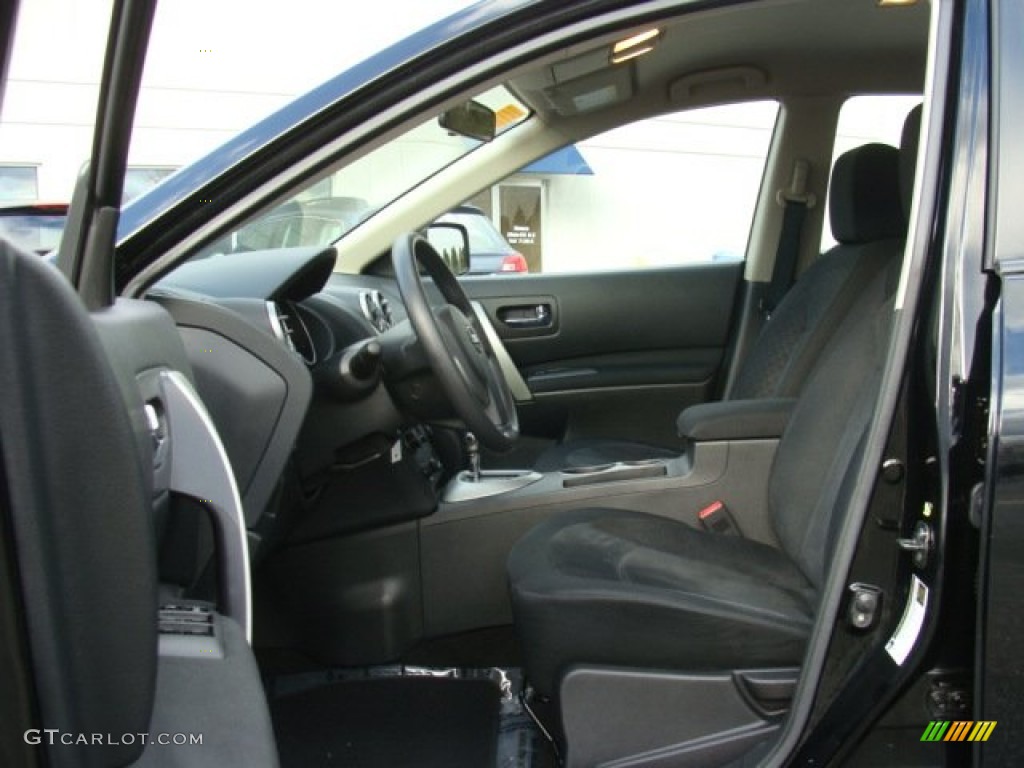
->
[140,0,482,96]
[6,1,482,102]
[0,0,483,192]
[1,1,917,210]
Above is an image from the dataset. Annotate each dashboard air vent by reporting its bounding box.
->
[359,290,394,333]
[265,301,316,365]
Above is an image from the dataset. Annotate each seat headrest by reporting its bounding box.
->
[829,142,904,244]
[900,105,923,218]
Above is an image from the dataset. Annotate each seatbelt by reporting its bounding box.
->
[761,159,815,317]
[697,500,740,536]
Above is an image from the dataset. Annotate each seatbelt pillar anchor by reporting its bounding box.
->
[776,158,817,208]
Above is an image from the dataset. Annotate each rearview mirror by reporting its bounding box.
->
[438,100,497,142]
[425,222,470,275]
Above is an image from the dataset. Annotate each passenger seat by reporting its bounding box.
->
[533,131,910,472]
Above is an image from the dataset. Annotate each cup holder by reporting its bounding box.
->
[561,460,664,475]
[561,463,616,475]
[560,459,668,487]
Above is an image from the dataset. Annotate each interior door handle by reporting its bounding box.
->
[498,303,552,327]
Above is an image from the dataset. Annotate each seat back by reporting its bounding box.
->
[0,240,159,767]
[1,238,278,768]
[768,107,922,587]
[729,142,905,400]
[768,265,898,587]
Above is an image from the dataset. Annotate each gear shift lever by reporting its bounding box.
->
[442,431,541,503]
[464,432,481,483]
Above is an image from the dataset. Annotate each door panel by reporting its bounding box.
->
[463,262,742,450]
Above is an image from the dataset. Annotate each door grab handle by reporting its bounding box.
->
[499,303,552,327]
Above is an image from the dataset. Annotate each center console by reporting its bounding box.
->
[420,397,798,639]
[443,452,674,502]
[264,397,799,667]
[444,469,545,502]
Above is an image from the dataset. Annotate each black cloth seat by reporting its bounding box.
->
[533,139,906,472]
[507,107,923,699]
[508,508,815,689]
[509,263,899,698]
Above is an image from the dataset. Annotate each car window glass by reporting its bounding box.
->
[184,84,529,261]
[821,93,921,249]
[464,101,779,275]
[124,1,477,189]
[0,0,114,203]
[123,167,177,203]
[0,166,39,202]
[1,1,476,208]
[0,208,67,254]
[438,209,511,252]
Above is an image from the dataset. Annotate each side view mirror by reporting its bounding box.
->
[425,222,470,275]
[438,100,497,142]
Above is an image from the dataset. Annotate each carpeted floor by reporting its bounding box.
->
[270,675,500,768]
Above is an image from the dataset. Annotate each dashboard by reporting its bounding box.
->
[148,245,451,549]
[156,245,411,367]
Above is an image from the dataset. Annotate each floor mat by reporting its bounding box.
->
[271,675,499,768]
[267,666,557,768]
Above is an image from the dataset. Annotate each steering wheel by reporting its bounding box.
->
[392,233,519,451]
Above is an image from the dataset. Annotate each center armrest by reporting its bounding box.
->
[676,398,797,442]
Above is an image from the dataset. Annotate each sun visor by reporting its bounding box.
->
[541,65,634,116]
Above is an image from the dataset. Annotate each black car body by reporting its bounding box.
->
[0,1,1021,767]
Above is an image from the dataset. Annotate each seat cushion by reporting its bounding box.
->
[507,508,816,698]
[531,438,677,472]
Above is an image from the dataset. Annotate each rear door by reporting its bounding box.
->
[460,101,778,454]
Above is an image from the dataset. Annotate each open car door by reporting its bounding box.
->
[0,2,278,766]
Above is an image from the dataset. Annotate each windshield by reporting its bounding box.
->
[195,85,528,260]
[2,1,481,217]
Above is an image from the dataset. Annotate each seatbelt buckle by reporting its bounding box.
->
[698,501,740,536]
